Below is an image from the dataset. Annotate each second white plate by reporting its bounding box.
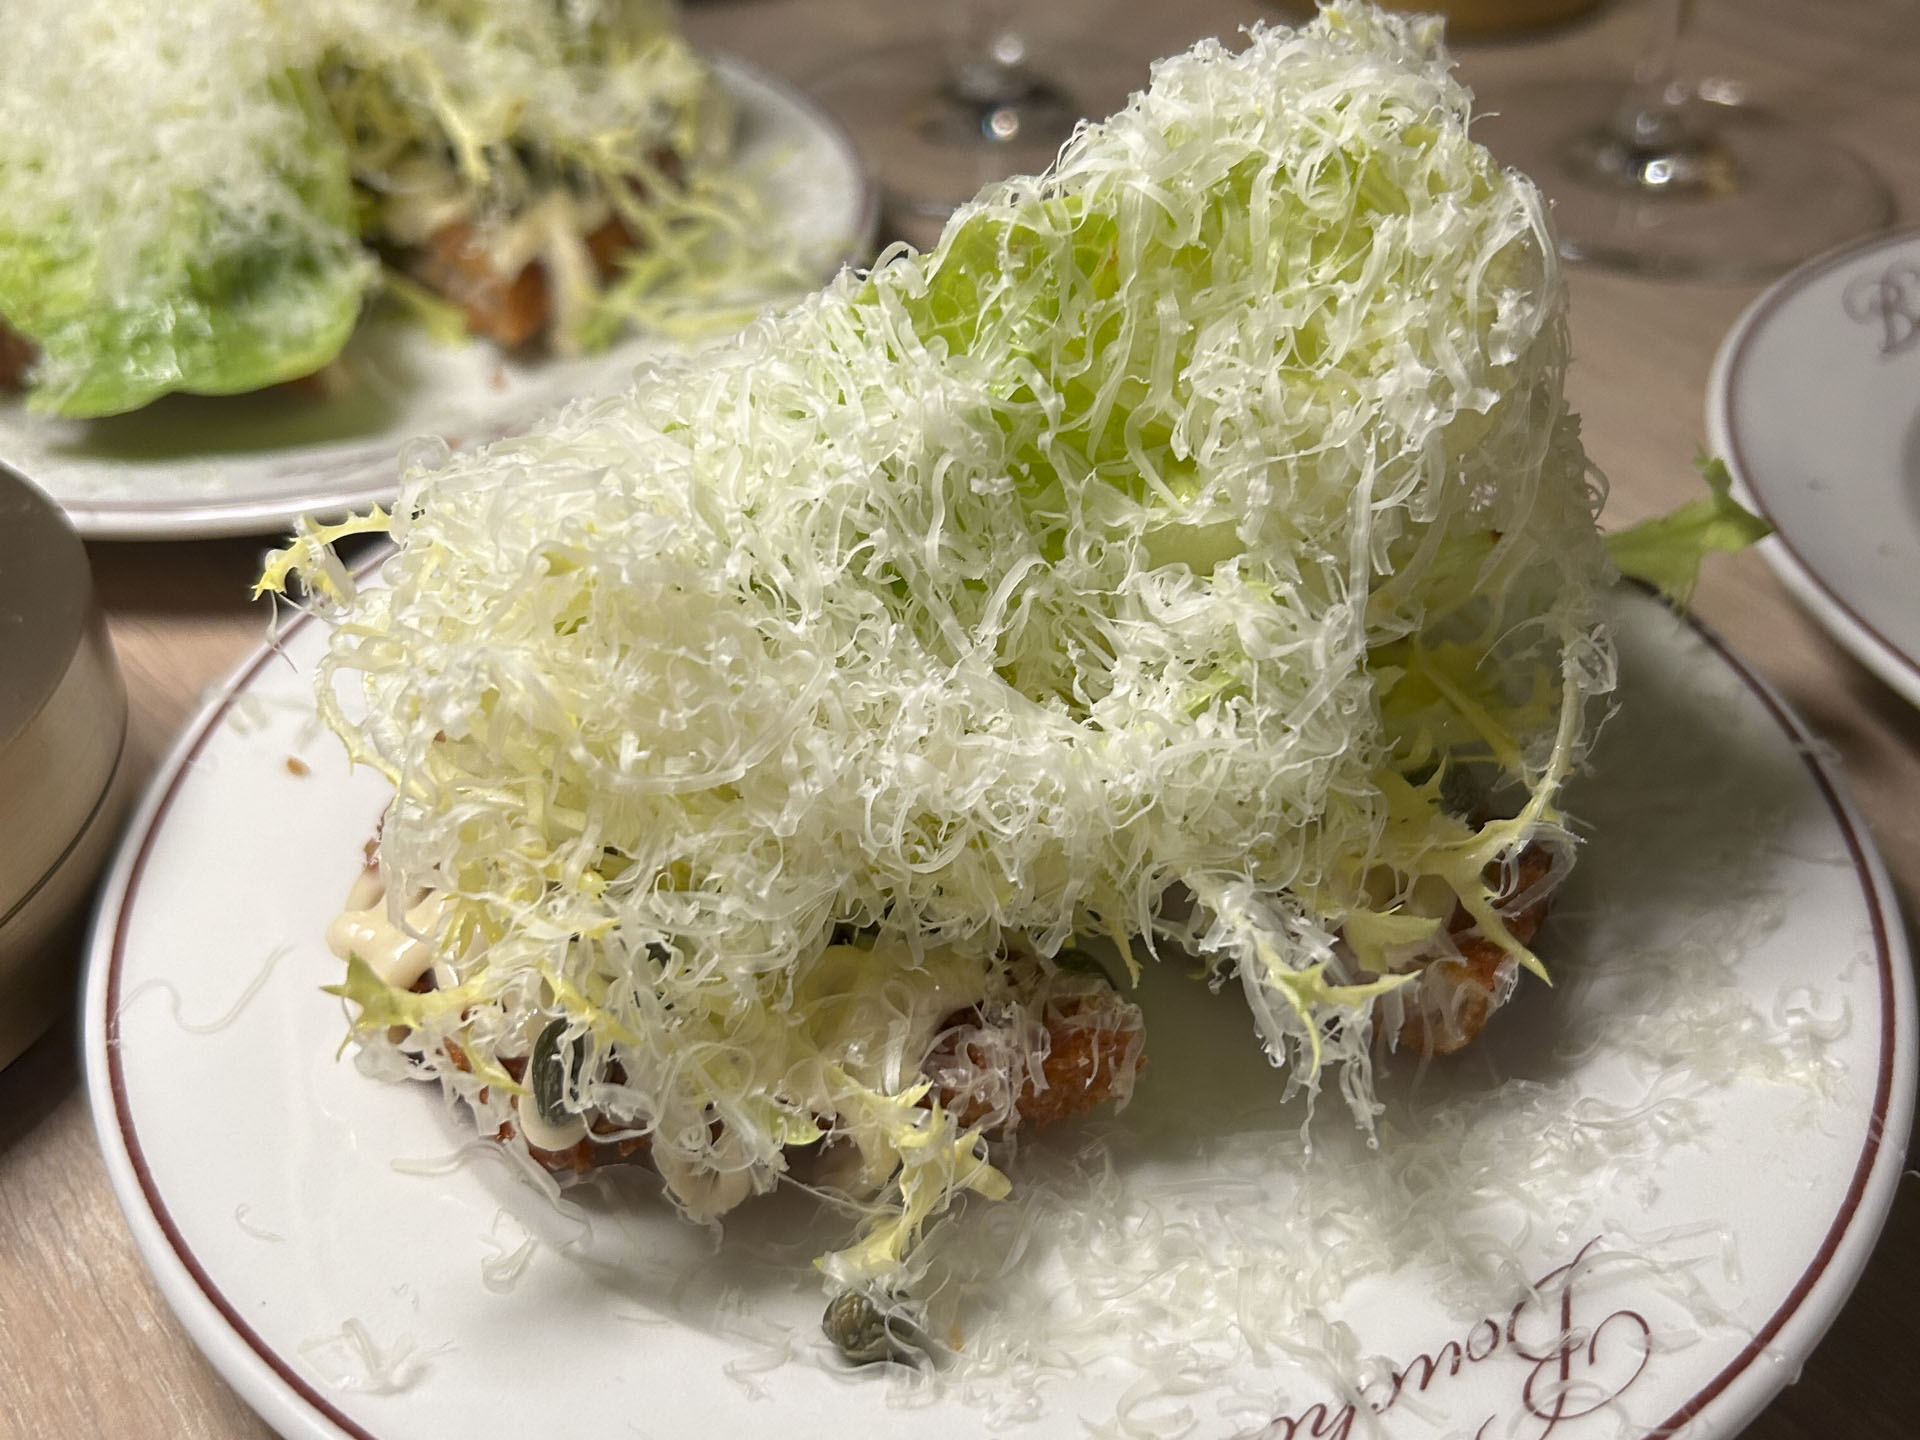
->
[1708,225,1920,707]
[1,56,876,542]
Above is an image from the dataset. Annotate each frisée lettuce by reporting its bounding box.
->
[313,0,783,353]
[267,6,1621,1308]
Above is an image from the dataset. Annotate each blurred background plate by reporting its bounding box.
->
[1707,226,1920,708]
[0,56,876,543]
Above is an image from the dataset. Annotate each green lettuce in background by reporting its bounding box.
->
[0,71,372,419]
[0,0,780,419]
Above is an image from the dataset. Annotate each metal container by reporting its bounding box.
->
[0,469,132,1067]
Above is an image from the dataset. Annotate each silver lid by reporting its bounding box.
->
[0,467,129,1066]
[0,467,92,748]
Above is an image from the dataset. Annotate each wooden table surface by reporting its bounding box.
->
[3,2,1916,1436]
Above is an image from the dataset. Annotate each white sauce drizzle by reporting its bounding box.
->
[514,1090,588,1152]
[326,870,447,991]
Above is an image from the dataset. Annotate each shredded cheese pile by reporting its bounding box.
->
[269,5,1616,1300]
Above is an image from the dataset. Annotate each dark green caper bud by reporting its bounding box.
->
[1055,946,1115,986]
[822,1291,925,1366]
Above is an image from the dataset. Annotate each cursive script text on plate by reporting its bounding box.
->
[1243,1240,1655,1440]
[1842,259,1920,356]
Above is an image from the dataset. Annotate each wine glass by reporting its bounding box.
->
[808,1,1142,250]
[1473,0,1892,280]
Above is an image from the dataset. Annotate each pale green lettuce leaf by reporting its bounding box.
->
[0,72,370,418]
[1603,458,1771,604]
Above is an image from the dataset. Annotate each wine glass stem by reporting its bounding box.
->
[946,0,1038,106]
[1614,0,1695,152]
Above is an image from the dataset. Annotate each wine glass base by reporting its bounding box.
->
[912,70,1078,151]
[1475,79,1894,282]
[809,39,1142,251]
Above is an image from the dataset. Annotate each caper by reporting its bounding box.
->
[1055,946,1115,986]
[530,1017,583,1127]
[822,1291,925,1366]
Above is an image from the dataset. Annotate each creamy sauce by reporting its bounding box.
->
[797,941,992,1097]
[786,941,995,1197]
[325,871,448,991]
[514,1090,588,1152]
[653,1127,756,1223]
[531,196,599,357]
[374,159,471,247]
[327,867,1006,1219]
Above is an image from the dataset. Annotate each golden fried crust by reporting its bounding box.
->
[423,964,1145,1180]
[930,993,1147,1130]
[411,220,553,350]
[1397,843,1554,1058]
[584,214,636,280]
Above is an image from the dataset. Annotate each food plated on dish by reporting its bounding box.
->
[88,7,1912,1436]
[260,3,1761,1350]
[0,4,875,542]
[0,0,788,418]
[90,536,1913,1440]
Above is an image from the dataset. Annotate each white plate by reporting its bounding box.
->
[85,588,1913,1440]
[1707,226,1920,708]
[0,57,876,542]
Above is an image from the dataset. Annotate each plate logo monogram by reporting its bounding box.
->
[1245,1240,1655,1439]
[1843,259,1920,356]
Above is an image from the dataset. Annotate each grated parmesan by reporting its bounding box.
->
[269,6,1620,1305]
